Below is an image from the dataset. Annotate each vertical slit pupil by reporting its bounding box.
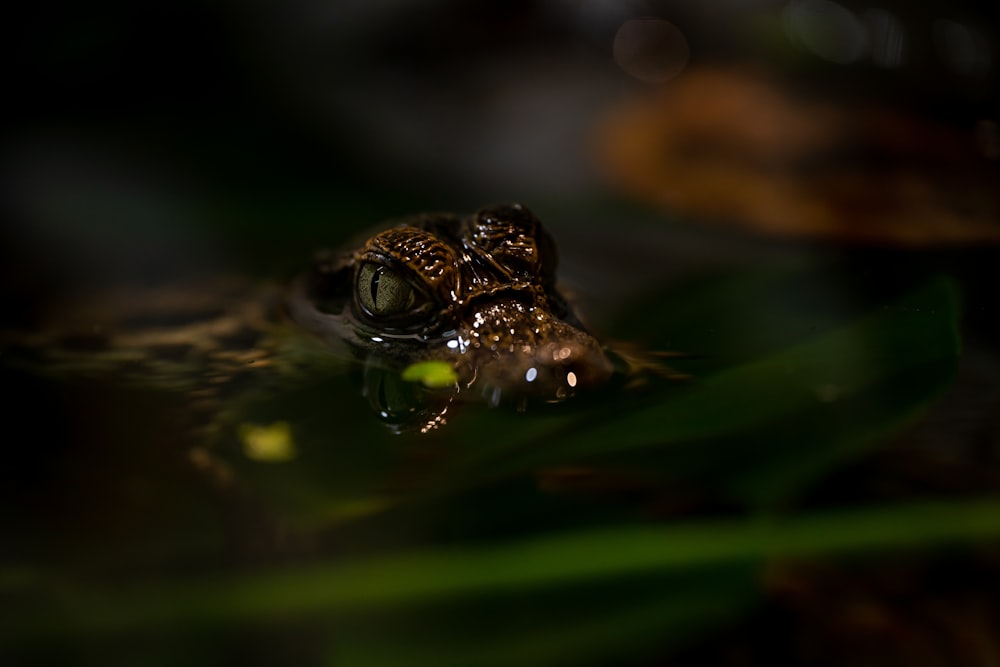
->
[370,266,382,307]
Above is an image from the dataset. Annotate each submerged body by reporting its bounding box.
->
[4,204,618,433]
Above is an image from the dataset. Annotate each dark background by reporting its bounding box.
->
[2,2,999,665]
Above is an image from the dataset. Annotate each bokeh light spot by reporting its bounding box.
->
[784,0,866,64]
[975,120,999,160]
[865,8,906,68]
[613,18,689,83]
[934,19,992,77]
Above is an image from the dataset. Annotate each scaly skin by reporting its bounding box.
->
[287,203,614,412]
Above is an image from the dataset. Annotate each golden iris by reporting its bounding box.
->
[357,263,416,316]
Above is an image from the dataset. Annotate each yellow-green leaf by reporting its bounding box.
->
[238,421,297,462]
[402,360,458,388]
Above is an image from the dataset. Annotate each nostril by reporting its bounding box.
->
[517,350,612,399]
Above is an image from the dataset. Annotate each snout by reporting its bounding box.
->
[457,315,614,405]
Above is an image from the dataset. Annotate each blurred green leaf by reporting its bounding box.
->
[332,567,756,667]
[7,497,1000,646]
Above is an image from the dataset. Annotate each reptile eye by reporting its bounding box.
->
[357,263,417,317]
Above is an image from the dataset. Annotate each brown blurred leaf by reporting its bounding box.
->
[597,66,1000,246]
